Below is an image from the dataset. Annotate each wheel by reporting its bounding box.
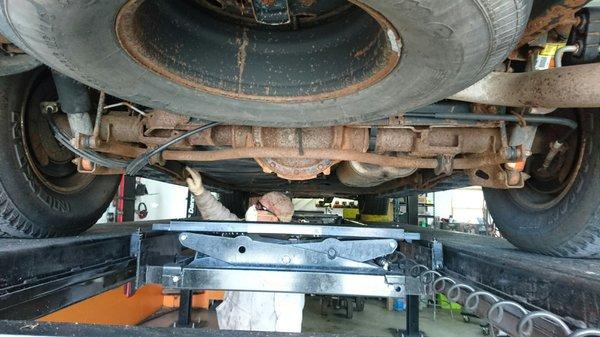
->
[0,53,40,76]
[345,300,354,319]
[320,297,328,316]
[0,68,120,238]
[483,109,600,257]
[0,0,531,126]
[217,191,249,219]
[359,196,390,215]
[355,297,365,312]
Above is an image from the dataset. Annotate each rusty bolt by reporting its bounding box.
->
[80,159,94,172]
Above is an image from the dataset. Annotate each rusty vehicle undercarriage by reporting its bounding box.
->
[0,0,599,257]
[50,106,551,195]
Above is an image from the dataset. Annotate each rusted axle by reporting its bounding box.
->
[161,147,514,170]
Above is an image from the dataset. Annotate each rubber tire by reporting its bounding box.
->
[320,297,328,317]
[483,110,600,258]
[355,297,365,312]
[218,191,249,219]
[345,300,354,319]
[359,196,390,215]
[0,69,120,238]
[0,53,41,76]
[0,0,531,127]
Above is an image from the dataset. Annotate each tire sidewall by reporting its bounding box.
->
[0,69,119,237]
[1,0,529,126]
[483,110,600,256]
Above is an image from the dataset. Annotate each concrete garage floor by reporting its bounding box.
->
[143,296,484,337]
[302,297,483,337]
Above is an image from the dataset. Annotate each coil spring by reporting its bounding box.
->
[398,257,600,337]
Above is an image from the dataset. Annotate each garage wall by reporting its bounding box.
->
[133,178,189,221]
[433,187,485,224]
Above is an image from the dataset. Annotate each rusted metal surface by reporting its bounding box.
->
[0,33,25,54]
[251,126,346,180]
[98,114,145,144]
[375,127,501,157]
[449,63,600,108]
[83,110,515,184]
[161,147,513,170]
[144,110,191,134]
[94,142,146,158]
[519,0,589,46]
[374,128,414,153]
[75,158,125,175]
[74,108,523,190]
[467,165,526,189]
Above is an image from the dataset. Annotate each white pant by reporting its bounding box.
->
[216,291,305,332]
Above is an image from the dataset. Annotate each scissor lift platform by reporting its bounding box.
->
[0,220,599,336]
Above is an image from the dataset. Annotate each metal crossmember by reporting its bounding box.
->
[153,220,420,241]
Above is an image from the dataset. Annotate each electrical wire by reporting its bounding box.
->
[125,122,221,176]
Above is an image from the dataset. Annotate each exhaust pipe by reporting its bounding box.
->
[449,63,600,108]
[337,161,417,187]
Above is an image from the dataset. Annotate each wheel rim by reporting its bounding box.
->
[21,72,95,194]
[508,111,584,211]
[116,0,401,103]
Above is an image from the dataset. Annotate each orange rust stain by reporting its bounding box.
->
[520,0,588,46]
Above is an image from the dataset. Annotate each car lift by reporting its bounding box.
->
[0,217,599,337]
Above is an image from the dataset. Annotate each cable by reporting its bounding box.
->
[125,122,221,176]
[404,112,578,130]
[46,111,130,168]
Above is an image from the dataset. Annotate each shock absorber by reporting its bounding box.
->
[51,70,93,137]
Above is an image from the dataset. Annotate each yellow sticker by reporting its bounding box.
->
[540,43,566,57]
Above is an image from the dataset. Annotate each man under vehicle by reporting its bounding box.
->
[186,167,304,332]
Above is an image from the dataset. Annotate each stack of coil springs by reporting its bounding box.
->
[393,253,600,337]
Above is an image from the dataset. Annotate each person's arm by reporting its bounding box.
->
[186,167,241,221]
[193,191,241,221]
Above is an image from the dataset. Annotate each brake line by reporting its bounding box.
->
[46,105,221,174]
[403,112,578,130]
[407,110,579,140]
[125,122,222,176]
[45,109,130,169]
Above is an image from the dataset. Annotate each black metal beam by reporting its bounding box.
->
[177,290,193,327]
[122,175,137,222]
[402,295,422,337]
[405,196,419,226]
[0,223,152,320]
[0,259,134,320]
